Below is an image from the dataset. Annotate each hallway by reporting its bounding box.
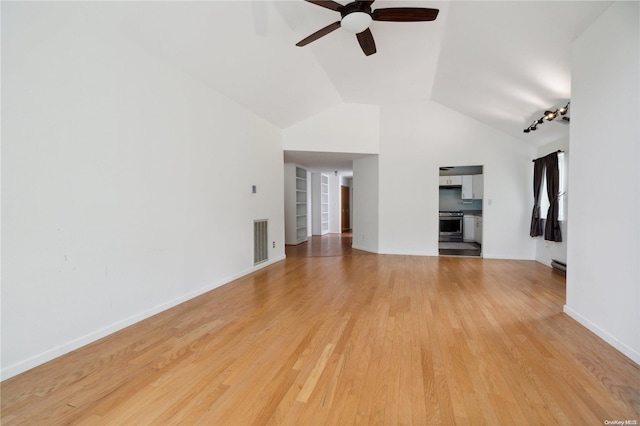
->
[285,232,373,258]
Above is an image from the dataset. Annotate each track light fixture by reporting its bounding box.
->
[558,104,569,115]
[523,101,570,133]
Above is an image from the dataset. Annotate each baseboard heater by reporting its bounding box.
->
[551,259,566,274]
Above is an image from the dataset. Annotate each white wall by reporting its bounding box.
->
[565,1,640,364]
[535,136,570,267]
[352,156,379,253]
[283,103,380,154]
[378,101,536,258]
[1,3,285,379]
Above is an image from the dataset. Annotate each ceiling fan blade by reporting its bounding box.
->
[304,0,344,12]
[372,7,439,22]
[296,21,341,47]
[356,28,377,56]
[356,0,375,5]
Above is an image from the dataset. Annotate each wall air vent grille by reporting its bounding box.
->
[254,219,268,265]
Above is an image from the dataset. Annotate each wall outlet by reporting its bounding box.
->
[272,241,275,248]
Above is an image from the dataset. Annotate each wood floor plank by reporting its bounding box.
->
[2,236,639,425]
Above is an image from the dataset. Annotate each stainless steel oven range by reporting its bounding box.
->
[439,211,464,242]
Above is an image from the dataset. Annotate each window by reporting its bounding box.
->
[539,152,566,221]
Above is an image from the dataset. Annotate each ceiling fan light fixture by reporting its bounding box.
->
[341,12,372,34]
[297,1,440,56]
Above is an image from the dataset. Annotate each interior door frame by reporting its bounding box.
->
[341,185,351,232]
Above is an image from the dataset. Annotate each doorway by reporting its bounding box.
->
[438,165,483,256]
[341,185,350,232]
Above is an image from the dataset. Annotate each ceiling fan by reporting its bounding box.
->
[296,0,439,56]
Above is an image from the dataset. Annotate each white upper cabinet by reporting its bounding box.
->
[472,174,484,199]
[461,174,484,199]
[461,175,473,199]
[439,175,462,186]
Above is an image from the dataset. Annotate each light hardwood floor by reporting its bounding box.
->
[2,237,639,424]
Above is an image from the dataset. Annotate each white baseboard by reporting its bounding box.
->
[1,255,286,381]
[563,305,640,365]
[483,253,535,261]
[378,250,439,257]
[535,257,552,267]
[351,244,379,254]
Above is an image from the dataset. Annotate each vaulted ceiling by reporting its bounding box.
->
[83,1,611,147]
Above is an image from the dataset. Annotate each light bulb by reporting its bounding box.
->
[341,12,372,34]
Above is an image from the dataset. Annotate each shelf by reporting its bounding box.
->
[286,165,309,245]
[296,178,306,191]
[311,172,330,236]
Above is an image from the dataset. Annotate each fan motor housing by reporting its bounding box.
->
[340,2,373,18]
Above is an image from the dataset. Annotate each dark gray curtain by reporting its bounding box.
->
[544,153,562,242]
[529,158,545,237]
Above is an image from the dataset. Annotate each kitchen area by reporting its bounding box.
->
[439,166,483,256]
